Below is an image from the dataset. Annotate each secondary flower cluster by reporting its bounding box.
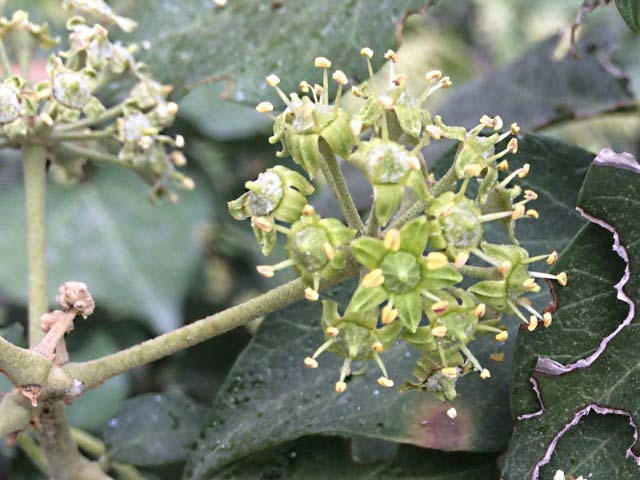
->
[0,1,192,201]
[229,49,567,400]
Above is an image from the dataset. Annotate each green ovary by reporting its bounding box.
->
[290,226,330,272]
[380,252,422,293]
[441,203,482,251]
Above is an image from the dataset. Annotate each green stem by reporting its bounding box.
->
[51,130,115,142]
[458,265,502,280]
[57,104,125,132]
[386,163,459,230]
[65,261,358,389]
[0,39,12,78]
[319,141,365,232]
[23,144,48,347]
[17,433,50,476]
[56,143,124,166]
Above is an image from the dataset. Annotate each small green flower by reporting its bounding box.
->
[228,166,315,255]
[256,206,355,301]
[0,77,22,124]
[62,0,138,32]
[349,138,428,225]
[304,300,402,393]
[349,216,462,332]
[402,349,465,401]
[434,115,519,180]
[260,60,354,178]
[0,10,59,50]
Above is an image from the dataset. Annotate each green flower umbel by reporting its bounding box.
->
[228,166,314,255]
[257,57,354,178]
[349,138,429,226]
[349,216,462,332]
[256,205,355,301]
[304,300,402,393]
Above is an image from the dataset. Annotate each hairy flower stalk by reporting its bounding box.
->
[238,48,568,398]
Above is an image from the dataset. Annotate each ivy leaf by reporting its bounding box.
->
[103,392,206,466]
[121,0,428,103]
[502,149,640,479]
[217,436,499,479]
[0,165,211,333]
[616,0,640,33]
[185,133,593,479]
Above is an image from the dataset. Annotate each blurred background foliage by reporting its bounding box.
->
[0,0,639,478]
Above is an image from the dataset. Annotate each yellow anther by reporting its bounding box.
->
[454,251,470,269]
[440,76,452,88]
[512,204,525,220]
[314,57,332,69]
[498,261,512,275]
[446,407,458,419]
[299,81,311,93]
[426,252,449,270]
[314,84,324,96]
[335,381,347,393]
[493,115,504,130]
[528,316,539,331]
[181,177,195,190]
[557,272,568,287]
[432,326,448,337]
[524,189,538,200]
[473,303,486,318]
[480,115,494,127]
[322,242,336,260]
[166,102,179,115]
[523,278,538,289]
[302,204,315,216]
[441,367,458,379]
[255,101,274,113]
[381,305,398,325]
[326,326,339,337]
[351,85,363,97]
[304,357,318,368]
[384,49,398,63]
[518,163,530,178]
[490,352,505,362]
[214,0,227,7]
[265,74,280,87]
[175,135,186,148]
[425,69,442,82]
[497,160,509,171]
[360,47,374,59]
[432,300,449,314]
[372,341,384,353]
[350,117,363,137]
[543,312,552,328]
[378,376,394,388]
[304,287,319,302]
[480,368,491,379]
[510,122,520,135]
[253,217,273,233]
[171,152,187,167]
[383,229,401,251]
[332,69,348,85]
[546,251,559,265]
[495,330,508,342]
[508,138,519,154]
[526,209,539,219]
[463,163,483,177]
[256,265,275,278]
[362,269,384,288]
[425,124,443,139]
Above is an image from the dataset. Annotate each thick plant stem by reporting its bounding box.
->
[38,401,111,480]
[319,142,365,232]
[23,144,48,347]
[65,261,358,390]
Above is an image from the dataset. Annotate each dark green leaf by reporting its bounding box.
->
[185,134,593,478]
[616,0,640,33]
[503,150,640,479]
[0,165,211,333]
[216,436,499,480]
[122,0,427,103]
[104,392,206,466]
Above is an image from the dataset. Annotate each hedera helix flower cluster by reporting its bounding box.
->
[0,0,193,200]
[229,48,568,401]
